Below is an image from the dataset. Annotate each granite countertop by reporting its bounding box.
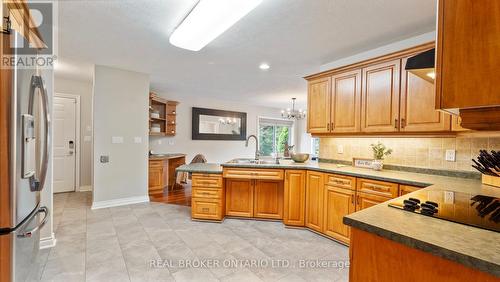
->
[181,159,499,276]
[176,163,223,174]
[149,153,187,160]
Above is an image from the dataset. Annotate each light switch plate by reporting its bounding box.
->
[134,137,142,144]
[112,136,124,144]
[445,149,456,162]
[337,145,344,154]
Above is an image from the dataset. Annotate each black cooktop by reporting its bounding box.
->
[388,189,499,232]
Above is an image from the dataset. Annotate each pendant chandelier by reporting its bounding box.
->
[281,98,306,120]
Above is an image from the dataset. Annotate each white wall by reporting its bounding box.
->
[54,76,93,189]
[92,65,149,207]
[149,94,299,164]
[320,31,436,71]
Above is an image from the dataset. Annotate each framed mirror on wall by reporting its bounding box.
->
[192,107,247,140]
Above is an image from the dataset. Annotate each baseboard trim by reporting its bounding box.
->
[78,185,92,192]
[40,233,57,249]
[91,195,149,210]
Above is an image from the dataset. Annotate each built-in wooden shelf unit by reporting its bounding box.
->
[149,92,179,136]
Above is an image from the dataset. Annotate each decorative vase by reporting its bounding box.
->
[372,159,383,171]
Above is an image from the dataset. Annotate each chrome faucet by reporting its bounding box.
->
[245,135,259,160]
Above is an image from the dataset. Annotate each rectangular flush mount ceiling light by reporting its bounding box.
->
[169,0,263,51]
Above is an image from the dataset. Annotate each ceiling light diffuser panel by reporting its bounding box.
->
[169,0,263,51]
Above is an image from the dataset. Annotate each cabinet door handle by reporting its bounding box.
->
[401,118,406,128]
[327,123,330,131]
[351,195,354,205]
[331,122,334,131]
[394,119,398,129]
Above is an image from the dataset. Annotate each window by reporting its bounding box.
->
[258,118,294,156]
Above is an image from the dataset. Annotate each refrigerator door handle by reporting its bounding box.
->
[17,206,49,238]
[27,75,50,192]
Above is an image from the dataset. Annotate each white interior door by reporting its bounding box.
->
[53,96,77,193]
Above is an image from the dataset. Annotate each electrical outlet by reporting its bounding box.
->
[168,140,174,146]
[337,145,344,154]
[445,149,456,162]
[134,137,142,144]
[444,191,455,204]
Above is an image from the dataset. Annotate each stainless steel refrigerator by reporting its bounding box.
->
[0,30,50,282]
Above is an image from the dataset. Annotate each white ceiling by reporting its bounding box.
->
[56,0,436,108]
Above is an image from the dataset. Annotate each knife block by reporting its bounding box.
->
[482,175,500,188]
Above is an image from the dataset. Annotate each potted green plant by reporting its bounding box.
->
[370,142,393,171]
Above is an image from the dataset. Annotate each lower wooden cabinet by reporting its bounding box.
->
[191,174,224,221]
[323,175,356,244]
[225,179,254,217]
[254,180,284,219]
[356,191,391,211]
[399,185,422,196]
[284,170,306,226]
[324,186,355,244]
[305,171,324,232]
[148,160,168,193]
[192,198,223,221]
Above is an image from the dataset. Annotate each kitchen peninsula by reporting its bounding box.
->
[177,160,500,281]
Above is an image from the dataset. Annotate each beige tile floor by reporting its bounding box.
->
[35,192,349,282]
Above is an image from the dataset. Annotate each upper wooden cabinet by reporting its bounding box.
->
[361,60,401,133]
[436,0,500,110]
[307,77,331,133]
[401,57,451,132]
[331,70,362,133]
[305,42,459,135]
[436,0,500,130]
[284,170,306,226]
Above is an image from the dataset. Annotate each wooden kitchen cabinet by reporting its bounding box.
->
[148,160,168,193]
[307,77,331,133]
[305,171,324,232]
[225,179,254,218]
[323,181,356,244]
[356,178,399,198]
[331,69,362,133]
[191,174,224,221]
[361,59,401,133]
[284,170,306,226]
[399,185,422,196]
[451,116,469,132]
[436,0,500,110]
[401,57,451,132]
[355,192,391,211]
[254,180,284,219]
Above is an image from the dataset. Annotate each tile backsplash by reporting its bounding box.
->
[319,136,500,172]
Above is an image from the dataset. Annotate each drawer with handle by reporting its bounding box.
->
[191,198,223,220]
[325,174,356,190]
[223,168,284,180]
[192,174,223,188]
[192,187,222,199]
[356,178,399,198]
